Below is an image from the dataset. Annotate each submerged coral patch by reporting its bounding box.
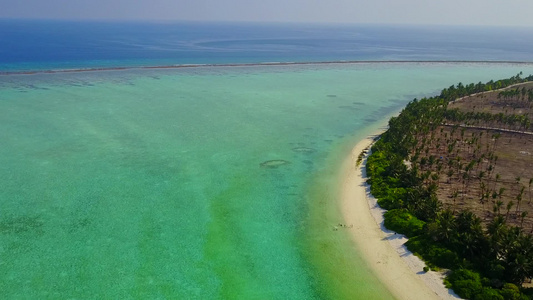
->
[291,147,316,153]
[260,160,291,168]
[0,216,44,234]
[338,105,358,110]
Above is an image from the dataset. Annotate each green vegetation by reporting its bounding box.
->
[366,73,533,299]
[356,147,369,167]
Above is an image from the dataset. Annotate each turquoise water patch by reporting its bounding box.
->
[1,63,533,298]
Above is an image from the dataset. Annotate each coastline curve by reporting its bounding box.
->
[341,134,461,300]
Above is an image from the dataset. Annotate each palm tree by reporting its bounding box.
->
[491,190,498,208]
[479,181,487,210]
[434,209,456,244]
[487,215,507,258]
[494,200,504,216]
[494,173,501,190]
[492,133,501,153]
[527,178,533,204]
[515,186,525,214]
[446,169,454,184]
[506,201,514,220]
[498,187,506,203]
[515,176,521,193]
[456,210,485,260]
[452,189,459,212]
[520,211,528,229]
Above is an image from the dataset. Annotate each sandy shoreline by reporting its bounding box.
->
[340,134,461,300]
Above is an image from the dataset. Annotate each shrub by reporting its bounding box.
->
[428,246,459,269]
[406,236,459,270]
[522,288,533,299]
[474,288,504,300]
[500,283,523,300]
[446,269,483,299]
[383,209,425,237]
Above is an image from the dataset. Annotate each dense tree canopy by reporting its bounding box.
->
[366,73,533,299]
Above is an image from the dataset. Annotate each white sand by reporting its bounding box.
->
[340,134,461,300]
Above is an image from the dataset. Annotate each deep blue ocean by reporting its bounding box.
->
[1,20,533,71]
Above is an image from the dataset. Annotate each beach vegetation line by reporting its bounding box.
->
[366,73,533,299]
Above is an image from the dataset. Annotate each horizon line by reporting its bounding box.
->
[2,18,533,29]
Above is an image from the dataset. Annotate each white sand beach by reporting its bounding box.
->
[340,134,462,300]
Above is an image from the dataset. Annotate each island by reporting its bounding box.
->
[351,73,533,299]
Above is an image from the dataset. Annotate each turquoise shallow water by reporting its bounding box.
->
[1,63,533,299]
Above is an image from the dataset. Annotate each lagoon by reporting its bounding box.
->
[2,63,533,298]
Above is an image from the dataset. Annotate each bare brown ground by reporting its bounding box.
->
[449,82,533,118]
[433,128,533,230]
[416,83,533,233]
